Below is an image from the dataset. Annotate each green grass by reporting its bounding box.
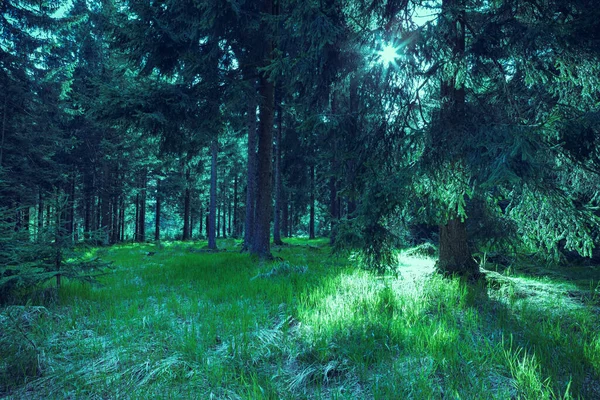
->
[2,239,600,398]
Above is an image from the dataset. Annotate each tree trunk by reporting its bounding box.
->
[309,164,316,239]
[346,75,359,217]
[205,206,209,238]
[437,218,480,278]
[221,180,227,238]
[436,0,480,279]
[199,204,204,238]
[111,196,119,244]
[251,0,275,258]
[208,140,218,250]
[289,200,294,237]
[273,93,284,245]
[155,179,161,241]
[134,193,140,242]
[243,92,258,250]
[281,192,288,238]
[83,171,92,241]
[183,168,191,241]
[233,175,238,238]
[67,171,76,242]
[23,205,30,233]
[0,95,7,168]
[119,197,125,242]
[100,163,111,245]
[38,189,44,241]
[252,78,275,257]
[228,198,232,238]
[329,91,339,245]
[217,195,221,238]
[140,171,147,242]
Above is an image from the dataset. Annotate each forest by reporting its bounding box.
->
[2,0,600,398]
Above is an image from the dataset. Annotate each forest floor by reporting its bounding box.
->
[2,238,600,399]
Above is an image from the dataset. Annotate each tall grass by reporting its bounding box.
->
[1,240,599,398]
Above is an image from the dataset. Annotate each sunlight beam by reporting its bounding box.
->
[378,44,400,66]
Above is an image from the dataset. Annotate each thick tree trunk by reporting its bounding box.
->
[436,0,480,279]
[251,0,275,258]
[437,218,480,278]
[243,94,258,250]
[252,74,275,258]
[155,179,161,241]
[208,140,218,250]
[273,95,283,245]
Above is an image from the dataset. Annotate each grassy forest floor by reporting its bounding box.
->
[2,238,600,399]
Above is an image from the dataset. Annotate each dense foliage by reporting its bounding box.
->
[1,0,600,283]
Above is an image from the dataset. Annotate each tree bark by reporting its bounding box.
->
[183,168,191,240]
[309,164,316,239]
[100,163,111,245]
[289,200,294,237]
[346,74,358,217]
[139,168,148,242]
[83,171,93,241]
[199,204,204,238]
[23,205,30,233]
[119,196,125,242]
[134,193,140,242]
[243,92,258,250]
[437,218,480,278]
[273,93,284,245]
[155,179,161,241]
[252,74,275,258]
[233,175,238,238]
[228,198,232,237]
[221,180,227,238]
[0,95,7,168]
[249,0,275,258]
[436,0,480,279]
[37,189,44,241]
[329,90,339,245]
[208,140,218,250]
[281,192,288,238]
[67,171,76,242]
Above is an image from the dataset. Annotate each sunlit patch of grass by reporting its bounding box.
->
[2,239,600,398]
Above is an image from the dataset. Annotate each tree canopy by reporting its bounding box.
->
[1,0,599,282]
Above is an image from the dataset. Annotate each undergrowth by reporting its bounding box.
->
[1,238,599,398]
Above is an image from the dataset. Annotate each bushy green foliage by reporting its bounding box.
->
[0,206,111,304]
